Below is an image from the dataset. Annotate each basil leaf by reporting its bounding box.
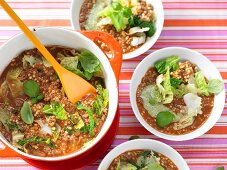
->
[156,111,175,128]
[20,101,34,124]
[43,102,67,120]
[207,79,224,94]
[23,80,40,97]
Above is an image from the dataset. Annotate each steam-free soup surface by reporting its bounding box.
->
[0,46,108,157]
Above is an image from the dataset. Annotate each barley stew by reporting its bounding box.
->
[0,46,109,157]
[136,56,224,135]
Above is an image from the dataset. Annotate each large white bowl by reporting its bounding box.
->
[98,139,189,170]
[130,47,225,141]
[70,0,164,60]
[0,27,118,161]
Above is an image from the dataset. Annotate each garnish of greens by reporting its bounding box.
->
[43,102,67,120]
[98,0,155,37]
[116,150,164,170]
[60,49,102,80]
[93,84,109,115]
[129,135,140,140]
[20,101,34,124]
[77,102,95,136]
[23,80,44,104]
[141,55,224,129]
[99,1,133,32]
[17,136,55,148]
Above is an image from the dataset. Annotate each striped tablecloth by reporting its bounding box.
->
[0,0,227,169]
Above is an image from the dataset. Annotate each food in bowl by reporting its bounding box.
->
[0,46,109,157]
[136,55,224,135]
[79,0,156,53]
[108,149,178,170]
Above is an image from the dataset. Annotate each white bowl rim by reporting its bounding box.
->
[70,0,164,60]
[0,27,118,161]
[98,139,189,170]
[130,46,226,141]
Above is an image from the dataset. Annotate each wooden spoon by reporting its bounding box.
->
[0,0,96,103]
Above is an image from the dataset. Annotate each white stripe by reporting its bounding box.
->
[0,9,70,19]
[116,134,227,138]
[165,9,227,16]
[164,27,227,31]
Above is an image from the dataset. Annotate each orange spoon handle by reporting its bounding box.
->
[0,0,63,74]
[80,31,122,83]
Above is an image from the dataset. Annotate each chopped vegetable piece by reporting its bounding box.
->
[64,127,74,135]
[170,77,182,89]
[77,102,95,136]
[6,68,23,98]
[172,84,189,98]
[130,16,156,37]
[0,107,10,130]
[20,101,34,124]
[207,79,224,94]
[195,71,209,96]
[17,136,55,148]
[6,121,20,131]
[43,102,67,120]
[99,1,133,32]
[156,111,175,128]
[154,56,180,74]
[23,80,40,98]
[79,50,101,74]
[93,84,109,115]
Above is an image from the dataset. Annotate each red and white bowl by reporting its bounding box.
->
[0,27,120,161]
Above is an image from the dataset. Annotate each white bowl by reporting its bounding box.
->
[130,47,225,141]
[0,27,118,161]
[70,0,164,60]
[98,139,189,170]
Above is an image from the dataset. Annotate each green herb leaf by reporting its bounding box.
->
[17,136,55,148]
[207,79,224,94]
[154,56,180,74]
[79,50,101,74]
[77,102,95,136]
[132,16,156,37]
[156,111,175,128]
[20,101,34,124]
[170,77,182,89]
[23,80,40,98]
[64,127,74,135]
[43,102,67,120]
[6,121,20,131]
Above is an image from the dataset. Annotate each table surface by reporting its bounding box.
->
[0,0,227,170]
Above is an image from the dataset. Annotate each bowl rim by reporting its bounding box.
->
[130,46,225,141]
[70,0,164,60]
[0,27,118,161]
[98,139,189,170]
